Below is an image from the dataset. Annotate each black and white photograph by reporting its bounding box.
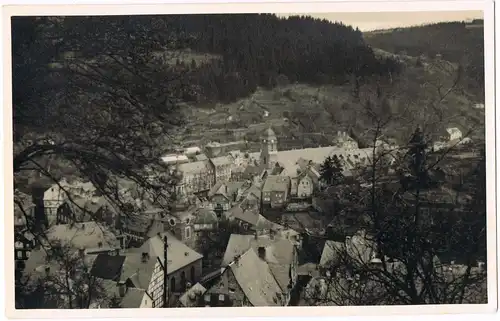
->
[3,1,497,318]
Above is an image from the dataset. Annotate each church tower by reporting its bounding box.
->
[260,126,278,169]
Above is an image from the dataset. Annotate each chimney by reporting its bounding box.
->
[337,131,341,137]
[254,232,258,239]
[257,246,266,260]
[78,247,85,258]
[270,229,275,240]
[117,281,127,297]
[477,261,485,272]
[141,252,149,263]
[98,241,103,248]
[345,236,352,243]
[44,266,50,275]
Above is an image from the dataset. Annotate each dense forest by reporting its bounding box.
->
[364,21,485,99]
[12,14,402,117]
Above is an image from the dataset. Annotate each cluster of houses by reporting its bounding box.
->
[14,125,482,308]
[431,127,473,152]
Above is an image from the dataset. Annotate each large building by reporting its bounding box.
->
[262,175,291,209]
[175,160,216,197]
[248,127,373,181]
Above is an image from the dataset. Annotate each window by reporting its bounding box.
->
[181,271,187,291]
[170,277,176,293]
[16,250,23,259]
[185,226,192,239]
[190,266,196,282]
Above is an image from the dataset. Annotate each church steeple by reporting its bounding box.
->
[260,126,278,168]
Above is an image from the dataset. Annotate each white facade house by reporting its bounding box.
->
[446,128,463,142]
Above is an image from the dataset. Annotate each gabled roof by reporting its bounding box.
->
[178,283,207,307]
[262,175,290,193]
[319,240,345,267]
[177,160,210,174]
[46,221,119,250]
[222,234,295,292]
[226,206,260,227]
[194,208,219,225]
[228,249,283,306]
[100,279,146,308]
[133,232,203,275]
[90,254,126,280]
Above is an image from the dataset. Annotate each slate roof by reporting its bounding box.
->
[262,175,290,193]
[228,248,283,306]
[194,208,219,225]
[46,221,119,250]
[177,160,210,174]
[211,155,233,167]
[222,234,296,292]
[91,254,126,280]
[225,206,260,226]
[133,232,203,275]
[318,230,377,267]
[100,279,146,308]
[207,182,227,199]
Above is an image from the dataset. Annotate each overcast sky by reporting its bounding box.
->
[278,11,483,31]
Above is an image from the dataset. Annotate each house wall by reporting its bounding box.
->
[56,202,73,225]
[449,130,462,141]
[290,178,298,196]
[169,220,196,249]
[147,260,165,308]
[167,259,203,294]
[207,268,249,307]
[297,176,313,198]
[270,191,287,207]
[139,295,153,308]
[179,168,216,196]
[215,164,232,184]
[210,194,231,211]
[262,191,271,204]
[44,185,67,219]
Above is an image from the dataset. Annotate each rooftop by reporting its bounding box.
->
[45,221,119,250]
[100,279,146,308]
[178,283,207,307]
[133,232,203,275]
[227,248,283,306]
[177,160,210,174]
[222,233,295,292]
[210,155,233,167]
[262,175,290,193]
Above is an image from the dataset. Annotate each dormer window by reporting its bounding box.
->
[169,219,176,226]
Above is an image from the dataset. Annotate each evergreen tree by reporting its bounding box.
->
[320,155,344,186]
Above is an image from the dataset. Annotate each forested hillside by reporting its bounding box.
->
[364,21,484,99]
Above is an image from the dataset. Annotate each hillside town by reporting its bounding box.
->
[14,124,485,308]
[10,11,488,310]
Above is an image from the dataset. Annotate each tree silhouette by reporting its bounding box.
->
[319,156,344,186]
